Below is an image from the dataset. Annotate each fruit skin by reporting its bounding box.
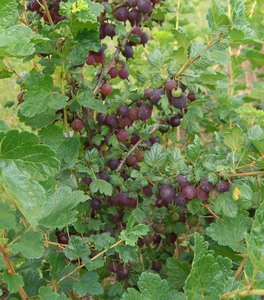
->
[101,84,113,96]
[183,185,197,200]
[71,119,83,131]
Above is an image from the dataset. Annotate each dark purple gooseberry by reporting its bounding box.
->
[171,94,188,109]
[122,45,134,59]
[215,180,230,193]
[182,186,197,200]
[115,6,129,22]
[140,33,149,46]
[177,174,191,188]
[107,158,120,170]
[91,198,101,210]
[143,185,153,196]
[128,9,142,26]
[200,178,214,192]
[137,0,153,13]
[105,23,116,38]
[117,105,129,117]
[174,192,188,207]
[150,88,164,104]
[116,265,130,279]
[149,136,160,145]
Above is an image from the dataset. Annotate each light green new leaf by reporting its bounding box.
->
[0,25,35,57]
[207,0,231,31]
[171,29,190,49]
[39,187,88,228]
[144,143,167,168]
[39,286,69,300]
[2,271,24,293]
[0,0,18,28]
[90,179,113,196]
[223,127,243,151]
[73,271,103,297]
[246,200,264,271]
[206,214,251,253]
[10,231,44,259]
[138,272,170,300]
[148,49,165,68]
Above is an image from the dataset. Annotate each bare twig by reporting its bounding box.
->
[116,123,160,171]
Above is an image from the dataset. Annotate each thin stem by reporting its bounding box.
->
[233,254,247,280]
[41,0,54,26]
[0,243,29,300]
[221,289,264,299]
[175,27,230,79]
[228,171,264,178]
[57,239,123,283]
[116,123,160,171]
[200,203,220,219]
[175,0,181,30]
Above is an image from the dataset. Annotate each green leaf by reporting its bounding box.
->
[193,233,212,263]
[0,25,35,57]
[73,271,103,297]
[122,288,141,300]
[64,236,91,260]
[209,49,230,66]
[148,49,165,68]
[77,90,107,113]
[49,252,76,281]
[144,143,167,168]
[116,245,139,263]
[214,192,238,217]
[10,230,44,259]
[186,135,200,161]
[0,203,17,228]
[23,70,53,91]
[39,286,69,300]
[223,127,243,151]
[167,257,191,290]
[2,271,24,293]
[206,214,251,253]
[171,29,190,49]
[246,200,264,271]
[39,187,88,228]
[246,125,263,141]
[207,0,231,31]
[0,130,60,181]
[0,0,18,28]
[20,90,67,118]
[184,234,233,299]
[90,179,113,196]
[137,272,170,300]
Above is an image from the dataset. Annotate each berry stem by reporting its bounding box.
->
[0,243,29,300]
[116,123,160,171]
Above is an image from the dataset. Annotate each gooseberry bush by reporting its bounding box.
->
[0,0,264,299]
